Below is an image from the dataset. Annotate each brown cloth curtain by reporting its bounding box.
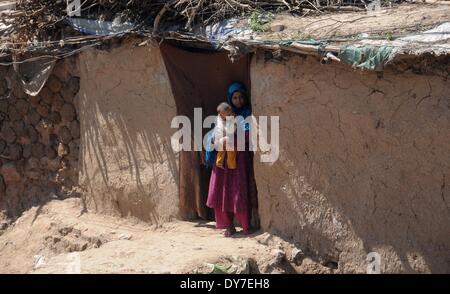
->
[160,43,257,222]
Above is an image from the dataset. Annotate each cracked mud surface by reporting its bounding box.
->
[251,52,450,273]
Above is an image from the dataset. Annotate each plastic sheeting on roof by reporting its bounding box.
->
[351,22,450,58]
[194,18,255,48]
[67,17,136,36]
[0,9,13,42]
[339,45,394,71]
[398,22,450,43]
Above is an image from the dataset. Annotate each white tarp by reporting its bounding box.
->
[67,17,135,36]
[398,22,450,43]
[0,10,14,42]
[356,22,450,56]
[194,18,255,48]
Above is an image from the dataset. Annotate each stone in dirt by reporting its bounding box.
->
[0,220,8,230]
[296,258,334,274]
[33,255,46,270]
[271,249,286,264]
[256,232,273,246]
[289,247,304,263]
[118,233,132,240]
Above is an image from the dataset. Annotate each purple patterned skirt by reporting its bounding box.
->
[206,150,250,213]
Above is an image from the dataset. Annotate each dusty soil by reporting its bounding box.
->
[0,197,332,274]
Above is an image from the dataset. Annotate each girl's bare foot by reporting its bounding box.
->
[224,226,236,237]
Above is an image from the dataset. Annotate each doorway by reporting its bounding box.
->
[160,43,258,225]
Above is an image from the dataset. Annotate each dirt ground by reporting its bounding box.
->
[0,197,334,274]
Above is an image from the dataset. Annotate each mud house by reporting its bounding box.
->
[0,1,449,273]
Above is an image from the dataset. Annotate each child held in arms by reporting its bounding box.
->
[214,102,237,169]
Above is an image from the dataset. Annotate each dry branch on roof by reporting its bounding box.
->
[8,0,399,47]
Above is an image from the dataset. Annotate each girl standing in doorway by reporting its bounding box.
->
[206,82,256,237]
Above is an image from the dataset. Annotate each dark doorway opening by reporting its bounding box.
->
[160,43,258,226]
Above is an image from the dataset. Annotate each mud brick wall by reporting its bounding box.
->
[77,41,179,223]
[0,58,80,224]
[251,52,450,273]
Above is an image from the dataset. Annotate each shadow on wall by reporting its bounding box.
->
[77,40,179,223]
[252,53,450,273]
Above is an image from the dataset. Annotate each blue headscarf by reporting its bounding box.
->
[227,82,252,132]
[227,82,252,120]
[204,82,252,168]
